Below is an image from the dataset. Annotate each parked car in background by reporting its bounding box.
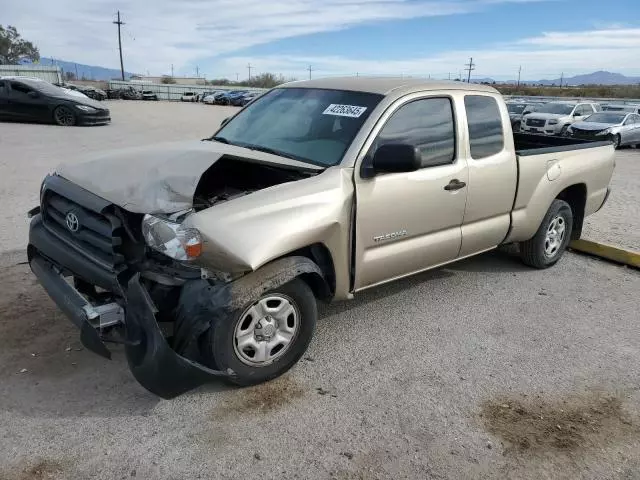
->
[506,101,545,132]
[236,91,262,106]
[199,91,218,102]
[181,92,198,102]
[521,101,600,136]
[216,90,248,105]
[568,112,640,148]
[119,86,142,100]
[601,104,640,114]
[0,77,110,126]
[203,91,225,104]
[141,90,158,101]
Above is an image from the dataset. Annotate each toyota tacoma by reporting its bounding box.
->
[27,78,615,398]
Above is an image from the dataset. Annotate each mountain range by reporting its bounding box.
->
[25,59,640,85]
[28,58,135,81]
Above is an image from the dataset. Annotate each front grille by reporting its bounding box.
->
[41,190,125,270]
[571,128,600,140]
[526,118,546,127]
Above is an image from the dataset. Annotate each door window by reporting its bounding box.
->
[9,81,34,97]
[464,95,504,159]
[373,97,456,168]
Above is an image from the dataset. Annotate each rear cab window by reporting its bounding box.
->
[464,95,504,159]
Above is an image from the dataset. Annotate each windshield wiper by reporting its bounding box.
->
[238,143,302,162]
[208,135,230,144]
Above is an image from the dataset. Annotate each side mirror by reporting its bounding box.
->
[220,117,231,127]
[27,91,39,98]
[362,144,421,178]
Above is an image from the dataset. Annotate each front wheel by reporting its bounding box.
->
[611,134,621,149]
[200,278,317,386]
[53,106,76,126]
[560,125,569,136]
[520,199,573,269]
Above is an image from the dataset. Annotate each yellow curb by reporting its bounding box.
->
[569,239,640,269]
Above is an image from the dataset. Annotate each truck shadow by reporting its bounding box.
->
[319,248,530,319]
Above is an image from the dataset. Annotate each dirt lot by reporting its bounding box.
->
[1,101,640,479]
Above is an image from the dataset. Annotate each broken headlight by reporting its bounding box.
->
[141,214,202,261]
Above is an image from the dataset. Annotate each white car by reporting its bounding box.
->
[521,102,600,136]
[180,92,198,102]
[203,92,222,105]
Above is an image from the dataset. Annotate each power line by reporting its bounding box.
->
[113,11,125,81]
[464,57,475,83]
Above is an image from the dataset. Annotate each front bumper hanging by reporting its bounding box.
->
[29,252,231,399]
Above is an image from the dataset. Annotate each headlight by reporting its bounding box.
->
[76,105,97,112]
[596,128,612,135]
[141,214,202,261]
[548,120,558,125]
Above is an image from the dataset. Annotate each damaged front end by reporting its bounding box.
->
[27,174,243,399]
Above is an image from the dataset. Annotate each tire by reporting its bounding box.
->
[200,278,317,386]
[513,121,521,132]
[53,106,76,126]
[612,134,621,149]
[520,199,573,269]
[560,125,569,136]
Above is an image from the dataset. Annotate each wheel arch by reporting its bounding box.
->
[555,183,587,240]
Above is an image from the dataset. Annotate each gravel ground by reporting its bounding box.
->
[1,101,639,479]
[583,148,640,252]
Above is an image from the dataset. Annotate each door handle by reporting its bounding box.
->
[444,179,466,191]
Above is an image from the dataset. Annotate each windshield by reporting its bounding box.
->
[507,104,526,114]
[584,113,626,124]
[536,103,574,115]
[212,87,383,167]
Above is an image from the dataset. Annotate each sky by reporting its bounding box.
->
[3,0,640,81]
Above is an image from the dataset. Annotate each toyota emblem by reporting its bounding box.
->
[65,212,80,232]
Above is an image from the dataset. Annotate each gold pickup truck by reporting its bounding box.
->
[28,78,615,397]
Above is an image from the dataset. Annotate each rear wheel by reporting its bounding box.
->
[520,199,573,269]
[200,278,317,386]
[513,121,521,132]
[53,106,76,126]
[560,125,569,136]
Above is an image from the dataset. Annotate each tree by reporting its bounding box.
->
[64,71,76,81]
[0,25,40,65]
[161,75,176,84]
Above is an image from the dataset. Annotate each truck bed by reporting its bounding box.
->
[514,132,611,156]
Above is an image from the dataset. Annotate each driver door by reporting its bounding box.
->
[7,81,48,120]
[353,94,468,290]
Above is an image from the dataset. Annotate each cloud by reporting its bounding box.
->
[4,0,544,75]
[214,27,640,80]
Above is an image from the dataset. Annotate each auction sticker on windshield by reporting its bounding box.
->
[323,104,368,118]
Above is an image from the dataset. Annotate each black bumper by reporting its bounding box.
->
[77,111,111,125]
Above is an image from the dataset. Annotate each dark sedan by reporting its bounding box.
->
[0,77,110,126]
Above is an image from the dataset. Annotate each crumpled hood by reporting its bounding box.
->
[56,140,321,214]
[571,122,619,131]
[524,112,569,121]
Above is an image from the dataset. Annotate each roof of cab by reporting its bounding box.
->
[280,76,499,96]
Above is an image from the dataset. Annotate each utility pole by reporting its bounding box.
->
[464,57,475,83]
[517,66,521,87]
[559,72,564,88]
[196,65,199,78]
[448,72,451,80]
[247,63,252,81]
[236,73,239,82]
[113,11,125,81]
[308,65,312,80]
[171,64,174,77]
[74,63,79,80]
